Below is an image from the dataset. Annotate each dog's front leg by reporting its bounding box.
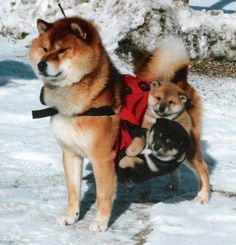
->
[57,147,83,226]
[89,151,116,232]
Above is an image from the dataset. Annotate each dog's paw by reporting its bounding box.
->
[89,219,108,232]
[126,146,139,157]
[126,137,145,157]
[119,156,135,169]
[193,192,209,204]
[57,212,79,226]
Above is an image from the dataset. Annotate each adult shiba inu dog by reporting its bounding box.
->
[30,17,123,232]
[135,37,210,203]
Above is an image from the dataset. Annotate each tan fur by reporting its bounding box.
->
[119,155,144,169]
[30,17,123,231]
[134,37,210,204]
[119,135,146,168]
[126,135,146,156]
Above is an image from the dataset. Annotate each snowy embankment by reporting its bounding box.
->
[0,35,236,244]
[0,0,235,64]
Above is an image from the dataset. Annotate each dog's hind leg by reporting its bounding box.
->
[185,149,210,204]
[57,147,83,226]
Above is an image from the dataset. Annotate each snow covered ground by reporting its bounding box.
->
[0,36,236,244]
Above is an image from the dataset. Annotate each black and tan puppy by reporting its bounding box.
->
[118,118,190,183]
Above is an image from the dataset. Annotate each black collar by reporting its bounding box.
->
[32,106,115,119]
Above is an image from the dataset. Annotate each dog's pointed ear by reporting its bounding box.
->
[179,93,188,104]
[71,23,87,40]
[37,19,52,34]
[171,65,189,89]
[151,80,160,88]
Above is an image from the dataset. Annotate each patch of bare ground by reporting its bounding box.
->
[190,58,236,78]
[133,225,153,245]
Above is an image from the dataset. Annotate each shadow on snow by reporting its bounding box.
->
[190,0,236,14]
[79,140,217,227]
[0,60,36,86]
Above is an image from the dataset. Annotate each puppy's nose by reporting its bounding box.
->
[159,104,166,113]
[38,61,47,72]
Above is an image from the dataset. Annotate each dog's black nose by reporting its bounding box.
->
[38,61,47,72]
[159,104,166,113]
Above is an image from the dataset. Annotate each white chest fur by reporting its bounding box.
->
[51,114,92,157]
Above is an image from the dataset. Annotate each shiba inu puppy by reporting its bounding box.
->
[119,118,190,180]
[30,17,123,232]
[143,80,192,132]
[135,37,210,204]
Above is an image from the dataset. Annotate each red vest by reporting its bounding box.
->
[117,75,150,153]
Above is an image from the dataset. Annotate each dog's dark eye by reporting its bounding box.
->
[42,47,48,52]
[156,96,161,101]
[58,48,67,54]
[169,100,175,105]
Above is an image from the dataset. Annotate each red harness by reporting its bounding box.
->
[116,75,150,154]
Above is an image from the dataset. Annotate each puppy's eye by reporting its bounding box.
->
[42,47,48,52]
[169,100,175,105]
[156,96,161,101]
[58,48,67,54]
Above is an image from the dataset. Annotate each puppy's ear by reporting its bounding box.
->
[179,93,188,104]
[151,80,160,88]
[37,19,52,34]
[71,23,87,40]
[171,65,188,90]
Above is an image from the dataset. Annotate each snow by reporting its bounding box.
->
[0,0,236,243]
[148,193,236,245]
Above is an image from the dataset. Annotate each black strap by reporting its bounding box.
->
[77,106,116,117]
[32,106,115,119]
[32,107,58,119]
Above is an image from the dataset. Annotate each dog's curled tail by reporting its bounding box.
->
[134,36,189,83]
